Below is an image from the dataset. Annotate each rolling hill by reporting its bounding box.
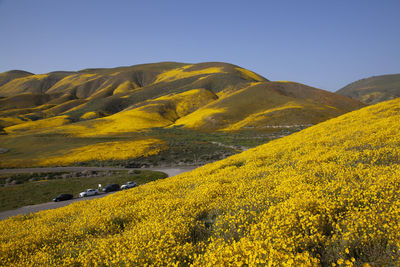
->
[0,62,364,167]
[1,97,399,266]
[336,73,400,104]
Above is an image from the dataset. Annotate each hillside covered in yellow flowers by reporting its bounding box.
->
[0,62,364,167]
[0,62,363,133]
[1,98,399,266]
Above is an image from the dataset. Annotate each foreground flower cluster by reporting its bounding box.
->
[1,99,400,266]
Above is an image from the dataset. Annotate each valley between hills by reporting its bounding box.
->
[1,62,400,266]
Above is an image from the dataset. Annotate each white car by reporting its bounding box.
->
[121,181,138,190]
[79,189,99,197]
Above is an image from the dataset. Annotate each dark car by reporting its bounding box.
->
[102,184,120,193]
[53,193,73,202]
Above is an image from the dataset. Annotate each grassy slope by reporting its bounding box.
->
[0,134,166,168]
[174,81,364,131]
[0,170,167,212]
[1,99,399,266]
[0,70,33,87]
[0,71,74,97]
[336,73,400,104]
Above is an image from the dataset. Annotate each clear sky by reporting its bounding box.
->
[0,0,399,91]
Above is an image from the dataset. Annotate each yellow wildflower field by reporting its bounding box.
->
[39,138,166,166]
[1,98,400,266]
[4,115,71,134]
[154,65,226,83]
[0,138,166,168]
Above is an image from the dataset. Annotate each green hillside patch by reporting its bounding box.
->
[0,170,167,212]
[0,126,295,168]
[337,73,400,104]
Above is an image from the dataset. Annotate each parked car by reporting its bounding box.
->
[53,193,73,202]
[102,184,120,193]
[121,181,138,190]
[79,189,99,197]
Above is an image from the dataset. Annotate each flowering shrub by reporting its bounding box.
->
[1,99,400,266]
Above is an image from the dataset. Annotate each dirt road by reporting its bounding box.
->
[0,166,198,221]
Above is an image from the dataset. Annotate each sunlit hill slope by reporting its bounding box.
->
[1,98,399,266]
[0,62,364,167]
[337,73,400,105]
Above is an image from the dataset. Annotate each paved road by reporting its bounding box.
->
[0,166,198,178]
[0,166,198,221]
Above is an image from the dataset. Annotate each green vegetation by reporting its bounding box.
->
[0,171,70,186]
[337,73,400,104]
[0,170,167,212]
[134,126,304,166]
[0,125,305,168]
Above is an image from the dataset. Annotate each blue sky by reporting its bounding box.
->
[0,0,399,91]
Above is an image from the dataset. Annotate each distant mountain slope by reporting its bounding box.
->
[0,62,267,131]
[174,81,364,131]
[336,73,400,104]
[0,62,363,135]
[1,97,399,266]
[0,62,365,167]
[0,70,33,87]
